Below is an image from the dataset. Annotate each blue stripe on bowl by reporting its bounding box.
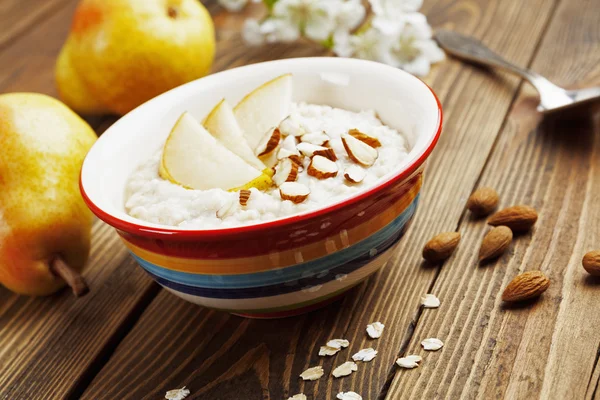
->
[131,195,419,289]
[137,206,417,300]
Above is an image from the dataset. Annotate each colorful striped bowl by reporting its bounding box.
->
[80,58,442,318]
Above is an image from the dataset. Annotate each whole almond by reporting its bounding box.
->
[422,232,461,262]
[488,205,538,232]
[502,271,550,302]
[582,250,600,276]
[479,226,513,262]
[467,187,499,216]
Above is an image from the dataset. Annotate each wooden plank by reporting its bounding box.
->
[0,223,159,399]
[0,0,78,95]
[80,1,561,399]
[0,0,73,52]
[387,0,600,398]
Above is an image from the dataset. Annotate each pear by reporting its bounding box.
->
[56,0,215,115]
[0,93,97,296]
[234,74,293,150]
[160,112,272,191]
[56,38,107,114]
[203,99,266,171]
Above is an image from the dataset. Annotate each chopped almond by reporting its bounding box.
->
[273,158,299,186]
[342,134,378,166]
[279,115,306,137]
[349,129,381,147]
[313,148,337,161]
[289,154,304,166]
[216,198,236,218]
[281,135,298,150]
[239,189,251,206]
[279,182,310,203]
[344,165,366,183]
[278,147,301,160]
[255,127,281,157]
[307,155,338,179]
[301,132,329,146]
[297,142,327,157]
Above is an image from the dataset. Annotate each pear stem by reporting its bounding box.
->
[50,257,89,297]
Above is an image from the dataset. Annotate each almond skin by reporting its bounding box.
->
[239,190,251,206]
[488,205,538,232]
[313,148,338,161]
[307,155,338,179]
[502,271,550,302]
[422,232,461,262]
[582,250,600,276]
[479,226,513,262]
[348,129,382,148]
[467,187,499,216]
[256,127,281,157]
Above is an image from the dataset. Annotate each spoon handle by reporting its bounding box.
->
[435,30,538,81]
[434,30,577,111]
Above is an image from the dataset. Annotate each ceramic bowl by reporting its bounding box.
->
[80,57,442,318]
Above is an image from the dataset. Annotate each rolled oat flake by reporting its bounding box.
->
[332,361,358,378]
[396,355,422,369]
[165,387,190,400]
[366,322,384,339]
[337,391,363,400]
[288,394,307,400]
[300,366,324,381]
[421,337,444,351]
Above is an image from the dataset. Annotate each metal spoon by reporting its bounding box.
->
[435,30,600,115]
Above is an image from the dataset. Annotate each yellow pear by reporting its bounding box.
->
[56,38,107,114]
[160,112,272,191]
[203,99,266,171]
[56,0,215,115]
[0,93,97,296]
[234,74,293,150]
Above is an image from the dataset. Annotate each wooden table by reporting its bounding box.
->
[1,0,599,399]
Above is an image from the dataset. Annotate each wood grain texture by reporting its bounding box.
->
[0,0,73,52]
[81,1,565,399]
[0,0,78,94]
[387,0,600,398]
[0,223,159,399]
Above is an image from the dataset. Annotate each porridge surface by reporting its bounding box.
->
[125,103,410,229]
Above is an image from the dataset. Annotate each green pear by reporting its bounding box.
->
[0,93,97,296]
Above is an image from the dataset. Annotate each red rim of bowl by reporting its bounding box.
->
[80,82,443,240]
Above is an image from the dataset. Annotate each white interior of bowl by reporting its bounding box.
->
[81,57,441,230]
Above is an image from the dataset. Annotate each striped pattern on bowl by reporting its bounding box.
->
[116,172,422,318]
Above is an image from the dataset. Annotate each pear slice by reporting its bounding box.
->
[203,99,266,171]
[160,112,272,191]
[234,74,293,150]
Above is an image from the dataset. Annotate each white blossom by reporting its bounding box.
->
[260,18,301,42]
[370,0,423,15]
[333,0,366,34]
[218,0,249,12]
[370,0,422,35]
[237,0,443,77]
[273,0,336,41]
[333,27,392,62]
[242,17,301,46]
[384,13,445,76]
[242,19,265,46]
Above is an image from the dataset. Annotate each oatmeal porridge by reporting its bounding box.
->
[124,75,410,229]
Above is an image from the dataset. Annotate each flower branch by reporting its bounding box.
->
[218,0,444,77]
